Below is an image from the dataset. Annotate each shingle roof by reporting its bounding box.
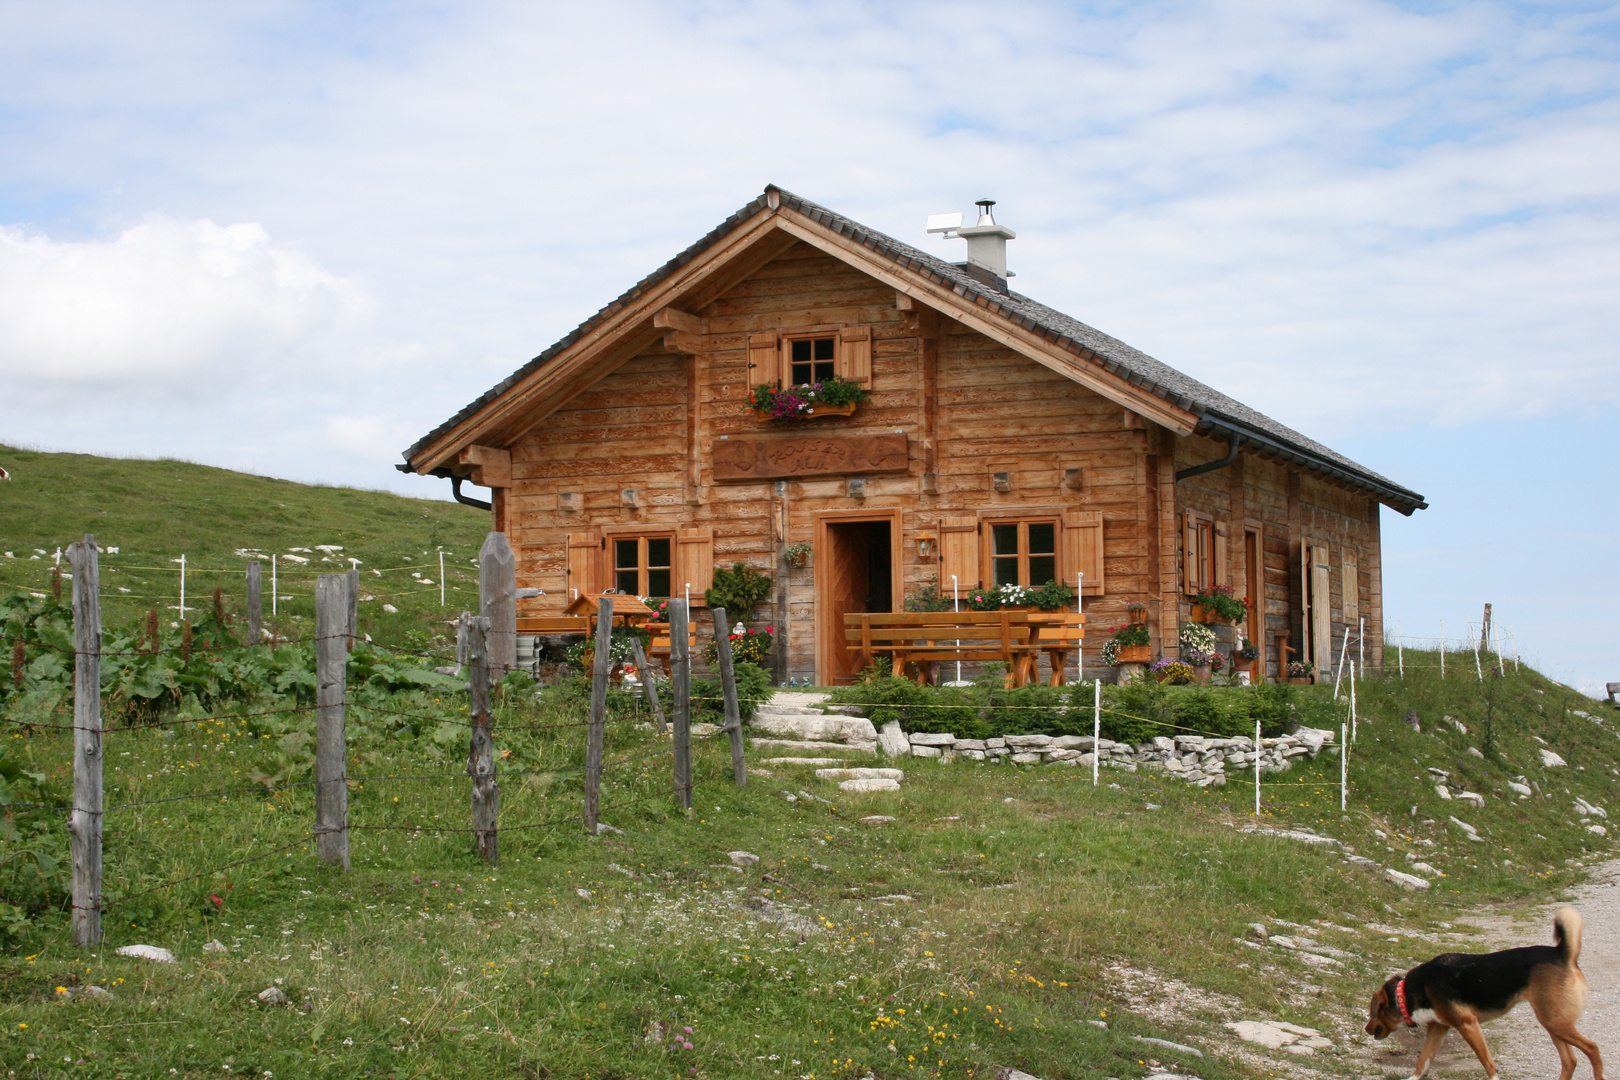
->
[403,185,1426,514]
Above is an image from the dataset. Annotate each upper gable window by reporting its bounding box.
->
[788,336,837,385]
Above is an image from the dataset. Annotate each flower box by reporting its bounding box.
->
[1287,676,1314,685]
[1117,644,1152,663]
[1190,604,1234,625]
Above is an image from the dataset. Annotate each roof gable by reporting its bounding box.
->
[402,186,1426,514]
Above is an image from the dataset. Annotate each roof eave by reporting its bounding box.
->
[1196,416,1428,515]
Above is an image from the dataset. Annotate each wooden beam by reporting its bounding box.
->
[661,329,703,355]
[771,210,1200,436]
[653,307,702,333]
[458,444,511,488]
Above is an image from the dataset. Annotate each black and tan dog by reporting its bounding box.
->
[1365,907,1603,1080]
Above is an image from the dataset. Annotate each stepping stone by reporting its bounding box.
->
[763,757,850,766]
[839,777,900,792]
[815,767,903,781]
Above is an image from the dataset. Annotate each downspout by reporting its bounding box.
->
[450,476,493,511]
[1175,433,1241,482]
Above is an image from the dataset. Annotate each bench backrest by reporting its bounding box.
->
[841,611,1034,627]
[516,616,591,635]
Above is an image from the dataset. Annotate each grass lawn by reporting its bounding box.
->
[3,654,1617,1079]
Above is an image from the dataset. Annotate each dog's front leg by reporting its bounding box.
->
[1407,1022,1451,1080]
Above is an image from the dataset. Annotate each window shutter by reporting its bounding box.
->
[747,333,778,392]
[674,526,715,606]
[939,515,980,593]
[566,532,602,600]
[1183,512,1199,595]
[1214,521,1230,588]
[840,325,872,385]
[1062,511,1104,596]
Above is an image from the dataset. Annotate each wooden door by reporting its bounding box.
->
[1310,545,1333,683]
[822,523,871,685]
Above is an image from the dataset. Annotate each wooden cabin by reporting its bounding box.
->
[400,186,1426,686]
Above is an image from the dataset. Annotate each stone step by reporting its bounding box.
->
[750,711,878,745]
[815,767,903,782]
[762,756,852,766]
[749,738,875,755]
[839,777,900,793]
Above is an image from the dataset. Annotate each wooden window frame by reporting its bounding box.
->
[983,515,1061,590]
[749,325,873,391]
[1183,510,1215,594]
[606,531,675,599]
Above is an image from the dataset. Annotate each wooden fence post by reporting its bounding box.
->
[67,535,102,947]
[479,531,517,679]
[710,607,747,787]
[584,597,613,834]
[630,637,666,733]
[245,561,262,645]
[670,599,692,813]
[464,616,498,864]
[346,567,360,652]
[315,574,349,870]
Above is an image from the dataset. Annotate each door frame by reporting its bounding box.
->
[814,509,904,686]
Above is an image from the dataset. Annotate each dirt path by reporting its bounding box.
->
[1469,861,1620,1078]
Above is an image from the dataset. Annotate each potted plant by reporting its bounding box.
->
[905,585,954,613]
[705,563,773,622]
[1191,584,1247,625]
[1287,659,1315,684]
[747,376,870,423]
[703,624,774,666]
[1179,621,1217,684]
[1126,601,1148,625]
[1100,624,1151,665]
[1236,639,1260,663]
[1027,579,1076,611]
[784,542,812,569]
[1151,658,1195,686]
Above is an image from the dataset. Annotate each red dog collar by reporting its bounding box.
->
[1395,979,1417,1027]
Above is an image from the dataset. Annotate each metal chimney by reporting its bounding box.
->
[926,198,1015,289]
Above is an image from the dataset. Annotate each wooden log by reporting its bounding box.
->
[670,598,693,812]
[710,607,747,788]
[314,574,349,870]
[464,615,499,865]
[245,561,262,645]
[584,596,613,834]
[67,535,102,947]
[480,531,517,678]
[630,636,667,733]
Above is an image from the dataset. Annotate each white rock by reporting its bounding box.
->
[1508,782,1532,797]
[953,738,988,751]
[382,604,398,614]
[257,986,288,1005]
[115,944,175,964]
[908,732,956,746]
[728,850,760,865]
[82,985,113,999]
[1468,747,1486,759]
[1225,1020,1296,1049]
[576,887,593,899]
[1588,824,1608,836]
[1454,791,1485,808]
[859,815,895,825]
[1134,1036,1203,1057]
[1049,735,1094,750]
[202,939,228,954]
[1244,923,1268,941]
[911,745,942,758]
[1541,748,1568,767]
[1412,861,1440,875]
[840,777,901,792]
[1434,785,1451,800]
[996,1070,1043,1080]
[1003,734,1052,748]
[1384,868,1431,890]
[1576,797,1608,819]
[815,767,903,781]
[764,757,849,766]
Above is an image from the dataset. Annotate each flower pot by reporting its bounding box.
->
[1193,663,1212,685]
[1117,644,1152,663]
[1190,604,1234,625]
[1288,676,1313,685]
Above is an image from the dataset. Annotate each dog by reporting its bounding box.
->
[1365,907,1602,1080]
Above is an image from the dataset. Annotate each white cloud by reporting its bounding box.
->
[0,215,367,393]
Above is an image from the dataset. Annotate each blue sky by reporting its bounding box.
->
[0,1,1615,693]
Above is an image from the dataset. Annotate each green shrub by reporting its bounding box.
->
[704,564,773,620]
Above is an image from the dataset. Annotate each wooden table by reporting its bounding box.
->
[843,611,1055,688]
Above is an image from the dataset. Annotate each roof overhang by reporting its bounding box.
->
[1196,414,1428,516]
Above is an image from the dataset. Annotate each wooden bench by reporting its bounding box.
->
[516,616,591,635]
[843,611,1042,688]
[1024,612,1087,687]
[646,622,699,679]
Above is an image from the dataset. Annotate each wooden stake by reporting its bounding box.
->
[67,535,102,947]
[479,531,517,679]
[630,637,666,733]
[670,598,693,812]
[584,596,613,834]
[711,607,747,788]
[1480,602,1492,653]
[346,567,359,652]
[245,561,262,645]
[464,615,498,864]
[315,574,349,870]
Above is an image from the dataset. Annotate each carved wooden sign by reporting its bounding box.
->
[712,433,909,482]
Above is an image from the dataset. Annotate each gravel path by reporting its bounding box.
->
[1476,861,1620,1078]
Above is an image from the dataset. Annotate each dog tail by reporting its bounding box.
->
[1554,907,1583,965]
